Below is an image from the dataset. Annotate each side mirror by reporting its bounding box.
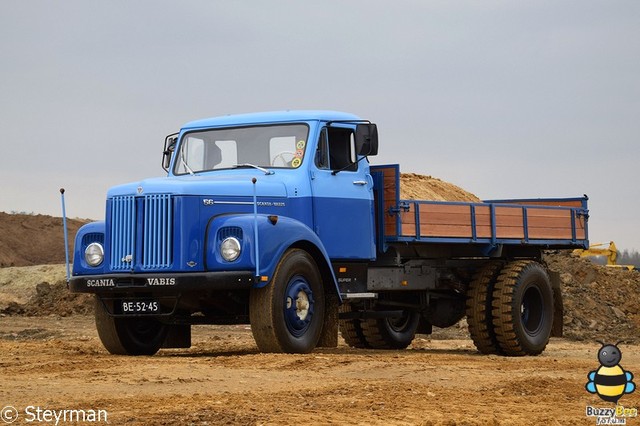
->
[162,133,178,172]
[355,123,378,156]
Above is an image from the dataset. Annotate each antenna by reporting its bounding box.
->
[60,188,71,283]
[252,178,260,280]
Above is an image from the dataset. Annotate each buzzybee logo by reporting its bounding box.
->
[585,341,637,424]
[586,341,636,403]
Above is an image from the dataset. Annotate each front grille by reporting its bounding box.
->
[217,226,243,243]
[110,196,136,271]
[142,194,173,269]
[82,232,104,248]
[109,194,173,271]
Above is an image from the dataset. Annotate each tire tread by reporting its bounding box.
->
[466,261,504,354]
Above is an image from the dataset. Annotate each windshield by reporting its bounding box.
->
[173,124,309,175]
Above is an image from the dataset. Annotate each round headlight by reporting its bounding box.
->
[220,237,241,262]
[85,242,104,267]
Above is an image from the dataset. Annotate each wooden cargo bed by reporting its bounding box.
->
[371,165,589,250]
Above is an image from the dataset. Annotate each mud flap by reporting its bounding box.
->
[317,293,339,348]
[549,271,563,337]
[162,324,191,349]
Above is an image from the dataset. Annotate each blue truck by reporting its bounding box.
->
[69,110,589,357]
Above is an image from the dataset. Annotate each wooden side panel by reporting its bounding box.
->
[420,204,472,237]
[372,165,399,237]
[401,203,473,238]
[527,208,573,239]
[495,206,524,239]
[380,180,587,243]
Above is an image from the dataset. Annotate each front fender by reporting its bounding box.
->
[72,221,106,274]
[205,214,338,293]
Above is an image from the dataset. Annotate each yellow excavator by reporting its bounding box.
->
[573,241,636,271]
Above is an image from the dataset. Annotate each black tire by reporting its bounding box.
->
[491,261,554,356]
[338,303,370,348]
[249,249,325,353]
[466,261,504,354]
[95,296,167,356]
[360,310,420,350]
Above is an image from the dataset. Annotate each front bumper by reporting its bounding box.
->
[69,271,256,294]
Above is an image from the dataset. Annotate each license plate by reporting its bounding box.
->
[120,300,160,314]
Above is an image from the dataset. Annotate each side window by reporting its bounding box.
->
[327,127,357,172]
[315,129,329,169]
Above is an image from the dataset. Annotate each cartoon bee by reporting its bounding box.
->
[586,340,636,404]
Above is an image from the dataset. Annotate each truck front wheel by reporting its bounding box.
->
[249,249,325,353]
[94,296,168,356]
[491,261,554,356]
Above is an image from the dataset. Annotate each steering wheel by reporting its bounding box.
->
[271,151,297,167]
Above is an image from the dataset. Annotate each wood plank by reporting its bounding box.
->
[528,228,573,239]
[496,226,525,239]
[401,222,416,236]
[421,224,472,238]
[526,207,574,218]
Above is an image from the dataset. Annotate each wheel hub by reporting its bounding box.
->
[284,276,314,337]
[521,285,544,335]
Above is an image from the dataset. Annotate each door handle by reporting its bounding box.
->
[353,180,367,186]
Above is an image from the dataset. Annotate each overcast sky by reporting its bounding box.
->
[1,1,639,250]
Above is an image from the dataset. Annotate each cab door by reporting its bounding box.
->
[310,126,375,260]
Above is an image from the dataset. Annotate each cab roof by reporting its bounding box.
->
[181,110,363,130]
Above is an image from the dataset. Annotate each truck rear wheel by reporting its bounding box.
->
[338,303,370,348]
[360,310,420,350]
[466,261,504,354]
[491,261,554,356]
[249,249,325,353]
[94,296,167,356]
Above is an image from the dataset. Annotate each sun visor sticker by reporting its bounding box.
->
[291,141,305,167]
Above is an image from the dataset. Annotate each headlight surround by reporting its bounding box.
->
[85,242,104,267]
[220,237,241,262]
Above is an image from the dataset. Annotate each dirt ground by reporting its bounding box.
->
[1,315,638,426]
[0,260,638,425]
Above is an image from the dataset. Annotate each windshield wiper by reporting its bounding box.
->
[180,157,195,176]
[179,143,195,176]
[233,163,274,175]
